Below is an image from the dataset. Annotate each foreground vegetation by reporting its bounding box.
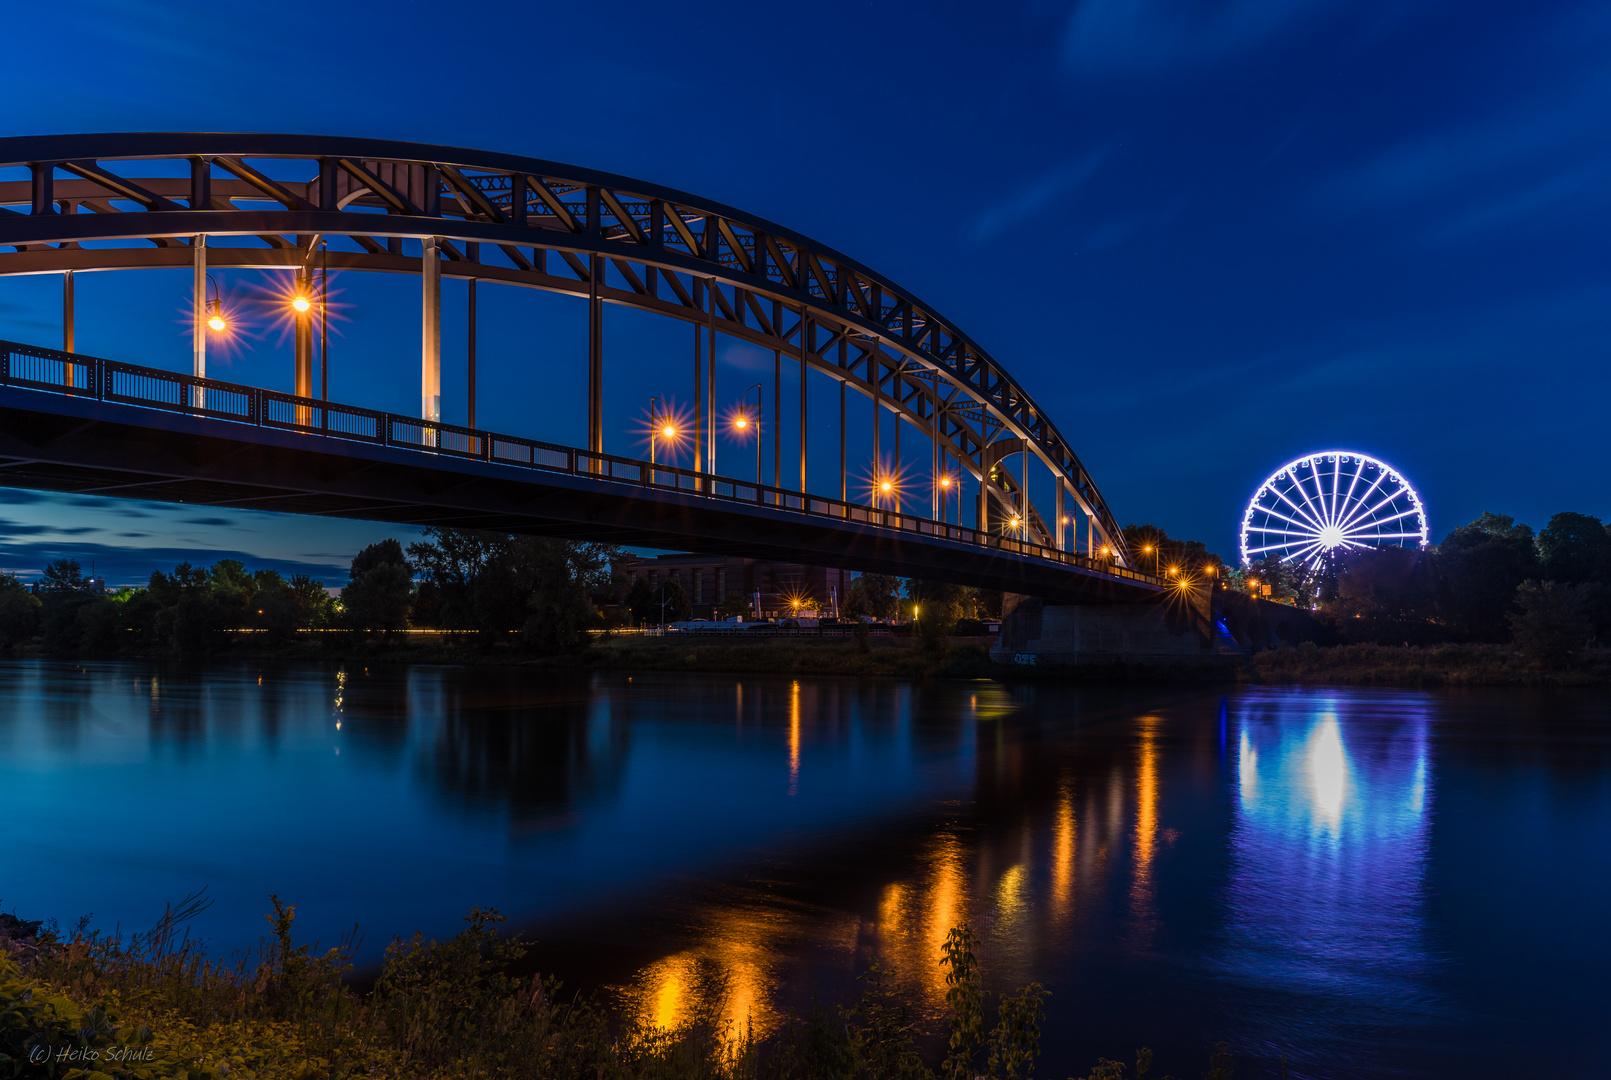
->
[1,897,1232,1080]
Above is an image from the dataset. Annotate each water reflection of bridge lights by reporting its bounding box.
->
[788,680,801,796]
[1130,716,1161,926]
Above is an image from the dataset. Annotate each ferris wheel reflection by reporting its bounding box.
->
[1220,694,1437,1066]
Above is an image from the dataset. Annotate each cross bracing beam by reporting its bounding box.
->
[0,133,1130,561]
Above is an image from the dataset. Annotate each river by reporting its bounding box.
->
[1,661,1606,1078]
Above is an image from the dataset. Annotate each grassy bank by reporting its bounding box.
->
[1251,641,1611,686]
[0,898,1233,1080]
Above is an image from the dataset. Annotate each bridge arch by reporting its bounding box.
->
[0,133,1135,570]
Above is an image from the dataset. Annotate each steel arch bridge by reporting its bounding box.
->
[0,133,1158,602]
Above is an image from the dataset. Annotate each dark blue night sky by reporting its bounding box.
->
[1,0,1606,582]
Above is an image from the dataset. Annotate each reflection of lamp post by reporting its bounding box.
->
[733,383,762,484]
[649,396,677,466]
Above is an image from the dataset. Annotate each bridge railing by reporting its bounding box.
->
[0,339,1161,588]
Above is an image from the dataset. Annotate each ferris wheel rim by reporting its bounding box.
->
[1238,449,1428,568]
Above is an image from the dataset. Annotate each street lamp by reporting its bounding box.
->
[733,383,762,484]
[649,396,678,466]
[204,274,227,333]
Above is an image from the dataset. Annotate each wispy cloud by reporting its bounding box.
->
[1061,0,1344,77]
[964,148,1111,245]
[1317,4,1611,241]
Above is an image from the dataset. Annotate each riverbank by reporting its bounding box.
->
[7,631,1608,688]
[0,899,1229,1080]
[1251,641,1611,687]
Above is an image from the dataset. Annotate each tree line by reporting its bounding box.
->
[617,570,1002,632]
[1128,510,1611,666]
[0,528,620,657]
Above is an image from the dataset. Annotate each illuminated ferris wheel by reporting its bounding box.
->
[1240,451,1428,568]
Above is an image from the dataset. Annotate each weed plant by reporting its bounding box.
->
[2,896,1238,1080]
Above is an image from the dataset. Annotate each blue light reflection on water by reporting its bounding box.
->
[1218,694,1443,1075]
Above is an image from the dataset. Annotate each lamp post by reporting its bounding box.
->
[204,274,228,334]
[649,396,677,467]
[733,383,762,484]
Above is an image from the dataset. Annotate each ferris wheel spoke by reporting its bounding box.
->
[1332,468,1391,533]
[1328,457,1342,528]
[1286,468,1332,532]
[1251,526,1326,539]
[1244,536,1320,556]
[1248,528,1327,543]
[1280,539,1326,565]
[1339,458,1366,526]
[1254,506,1326,534]
[1343,531,1425,540]
[1269,484,1327,531]
[1343,506,1422,534]
[1336,478,1408,533]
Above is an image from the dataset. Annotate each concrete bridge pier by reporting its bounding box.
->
[990,585,1245,670]
[990,587,1334,670]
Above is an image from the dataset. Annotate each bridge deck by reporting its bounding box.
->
[0,341,1161,603]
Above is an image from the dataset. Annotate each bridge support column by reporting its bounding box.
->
[839,376,847,501]
[294,266,313,400]
[692,279,704,473]
[467,278,477,429]
[589,254,604,456]
[799,316,808,494]
[62,269,74,358]
[192,235,206,380]
[705,278,716,473]
[1056,483,1065,550]
[422,237,441,426]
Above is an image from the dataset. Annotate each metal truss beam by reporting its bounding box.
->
[0,133,1130,559]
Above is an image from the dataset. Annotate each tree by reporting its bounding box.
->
[289,574,337,629]
[906,579,967,649]
[1437,512,1540,641]
[648,579,689,625]
[406,528,616,650]
[342,540,414,633]
[1509,581,1592,667]
[624,576,656,625]
[0,573,40,648]
[1537,512,1611,585]
[36,558,117,654]
[843,573,901,621]
[1120,522,1225,580]
[1242,555,1316,607]
[715,591,751,620]
[1330,546,1440,644]
[37,558,90,594]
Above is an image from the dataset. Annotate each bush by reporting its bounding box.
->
[1509,580,1592,667]
[13,899,1236,1080]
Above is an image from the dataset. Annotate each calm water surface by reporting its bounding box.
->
[2,661,1607,1078]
